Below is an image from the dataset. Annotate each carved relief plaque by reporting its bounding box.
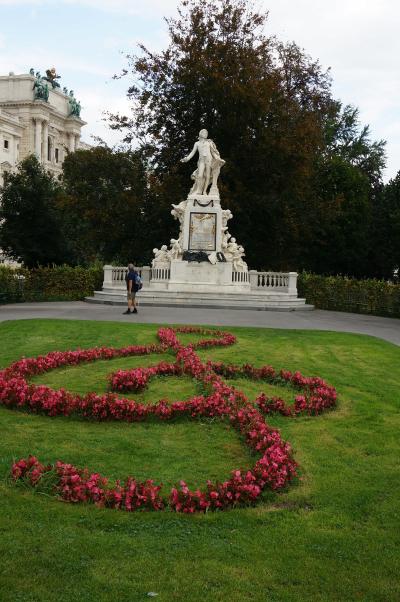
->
[188,212,216,251]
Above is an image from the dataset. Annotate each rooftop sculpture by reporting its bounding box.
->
[30,67,81,116]
[32,72,49,102]
[68,90,81,118]
[43,67,61,89]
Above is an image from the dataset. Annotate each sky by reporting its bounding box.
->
[0,0,399,181]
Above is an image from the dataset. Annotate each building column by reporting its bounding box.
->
[12,135,17,165]
[74,134,80,151]
[34,118,42,159]
[68,132,75,153]
[42,121,49,163]
[49,136,55,163]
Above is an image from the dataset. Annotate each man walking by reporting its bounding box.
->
[123,263,138,315]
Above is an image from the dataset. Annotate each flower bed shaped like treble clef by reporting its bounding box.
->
[0,327,337,513]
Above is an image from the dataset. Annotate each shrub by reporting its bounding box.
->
[298,273,400,318]
[0,265,24,303]
[0,265,103,303]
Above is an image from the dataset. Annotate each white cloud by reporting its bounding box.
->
[76,86,131,146]
[0,46,111,79]
[64,0,177,16]
[0,0,45,5]
[263,0,400,179]
[0,0,178,16]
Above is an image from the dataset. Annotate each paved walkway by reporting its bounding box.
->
[0,301,399,346]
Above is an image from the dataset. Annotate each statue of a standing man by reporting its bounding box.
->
[181,129,225,197]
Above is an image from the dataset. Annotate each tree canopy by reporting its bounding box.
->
[0,155,70,267]
[59,147,149,264]
[109,0,387,276]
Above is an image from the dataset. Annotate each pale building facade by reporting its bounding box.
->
[0,70,90,186]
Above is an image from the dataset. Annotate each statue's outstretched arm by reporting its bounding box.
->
[181,142,198,163]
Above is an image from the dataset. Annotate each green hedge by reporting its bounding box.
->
[2,266,399,318]
[0,266,23,303]
[0,265,103,303]
[298,273,400,318]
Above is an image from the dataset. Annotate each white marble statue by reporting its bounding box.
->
[224,237,238,261]
[152,245,171,266]
[169,238,182,260]
[223,237,247,270]
[221,227,231,249]
[171,200,187,225]
[232,244,247,272]
[221,209,233,250]
[221,209,233,228]
[181,129,225,197]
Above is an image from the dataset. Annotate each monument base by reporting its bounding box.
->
[149,259,249,294]
[87,265,312,310]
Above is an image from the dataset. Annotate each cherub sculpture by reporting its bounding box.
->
[171,200,187,226]
[232,245,247,272]
[169,238,182,260]
[221,227,231,249]
[222,208,233,228]
[223,237,247,270]
[152,245,171,266]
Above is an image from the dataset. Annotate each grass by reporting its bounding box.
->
[0,318,399,601]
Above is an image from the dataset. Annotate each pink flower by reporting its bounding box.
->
[4,325,337,513]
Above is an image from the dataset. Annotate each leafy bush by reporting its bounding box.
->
[298,273,400,318]
[0,265,24,303]
[0,265,103,303]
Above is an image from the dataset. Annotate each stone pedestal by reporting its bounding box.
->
[167,259,249,293]
[182,195,222,252]
[149,191,250,294]
[150,260,249,293]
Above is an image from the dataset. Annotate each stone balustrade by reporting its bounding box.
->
[102,265,151,289]
[151,267,171,281]
[249,270,298,294]
[232,271,249,284]
[103,265,297,294]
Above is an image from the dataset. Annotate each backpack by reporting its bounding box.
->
[134,273,143,292]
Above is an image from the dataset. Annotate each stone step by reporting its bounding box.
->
[100,287,300,300]
[86,290,313,311]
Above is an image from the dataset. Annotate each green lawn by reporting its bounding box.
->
[0,318,399,602]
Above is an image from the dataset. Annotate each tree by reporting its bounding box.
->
[322,104,386,190]
[309,156,372,277]
[384,172,400,277]
[0,155,69,267]
[368,171,400,279]
[59,147,149,264]
[109,0,386,274]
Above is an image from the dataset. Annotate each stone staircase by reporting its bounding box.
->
[85,266,313,311]
[87,287,312,311]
